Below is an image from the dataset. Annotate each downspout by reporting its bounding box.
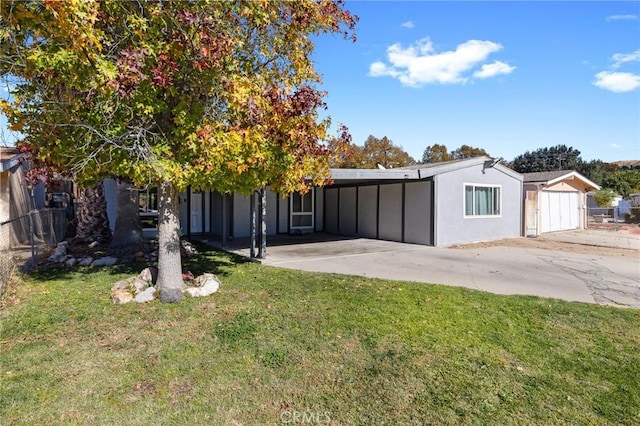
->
[432,174,438,247]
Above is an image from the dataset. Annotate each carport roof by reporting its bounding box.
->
[330,156,522,184]
[330,168,421,184]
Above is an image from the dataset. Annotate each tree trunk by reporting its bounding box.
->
[108,177,146,256]
[75,181,112,243]
[156,180,184,303]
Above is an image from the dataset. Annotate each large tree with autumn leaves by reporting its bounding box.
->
[0,0,356,302]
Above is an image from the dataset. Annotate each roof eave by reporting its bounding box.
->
[417,157,523,181]
[0,154,24,173]
[546,172,600,190]
[330,168,421,181]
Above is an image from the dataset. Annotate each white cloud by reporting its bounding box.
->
[612,49,640,68]
[593,49,640,92]
[369,37,514,87]
[606,14,638,22]
[473,61,516,79]
[610,143,621,148]
[401,21,415,29]
[593,71,640,93]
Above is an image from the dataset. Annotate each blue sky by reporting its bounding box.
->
[313,1,640,163]
[1,1,638,164]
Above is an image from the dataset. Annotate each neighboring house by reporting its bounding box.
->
[523,171,600,236]
[178,156,523,247]
[1,147,29,249]
[1,147,32,221]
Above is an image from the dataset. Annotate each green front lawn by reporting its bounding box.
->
[1,248,639,425]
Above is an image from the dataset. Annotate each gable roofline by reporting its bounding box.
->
[413,156,523,181]
[523,170,600,191]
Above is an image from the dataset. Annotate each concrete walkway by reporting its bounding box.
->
[201,230,640,309]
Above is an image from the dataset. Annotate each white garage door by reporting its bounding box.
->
[540,191,580,233]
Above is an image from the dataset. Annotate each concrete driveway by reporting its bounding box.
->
[249,231,640,309]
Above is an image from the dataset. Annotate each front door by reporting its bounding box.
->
[191,192,203,233]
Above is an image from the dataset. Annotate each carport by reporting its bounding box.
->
[185,156,523,257]
[324,168,432,245]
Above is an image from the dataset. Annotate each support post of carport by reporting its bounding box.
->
[258,187,267,259]
[221,193,228,248]
[186,186,191,239]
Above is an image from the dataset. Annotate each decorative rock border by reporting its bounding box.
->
[45,239,199,269]
[45,240,215,303]
[110,267,221,304]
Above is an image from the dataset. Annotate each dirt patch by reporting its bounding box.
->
[452,237,637,258]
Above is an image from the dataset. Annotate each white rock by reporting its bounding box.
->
[88,241,99,248]
[111,279,131,292]
[186,276,220,297]
[194,273,218,287]
[134,287,156,303]
[65,257,77,267]
[138,267,158,284]
[92,256,118,267]
[48,242,69,262]
[131,277,150,294]
[111,289,133,304]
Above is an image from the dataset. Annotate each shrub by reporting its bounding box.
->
[593,188,616,208]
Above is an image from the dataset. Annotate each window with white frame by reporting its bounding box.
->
[464,184,501,217]
[290,189,314,229]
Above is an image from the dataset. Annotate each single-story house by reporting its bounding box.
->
[177,156,523,248]
[523,170,600,236]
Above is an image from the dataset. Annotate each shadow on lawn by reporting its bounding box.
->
[26,244,250,282]
[183,244,253,276]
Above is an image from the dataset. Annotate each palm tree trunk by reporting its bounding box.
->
[75,181,112,243]
[156,180,184,302]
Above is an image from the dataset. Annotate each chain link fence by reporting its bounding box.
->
[0,208,68,298]
[587,205,640,229]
